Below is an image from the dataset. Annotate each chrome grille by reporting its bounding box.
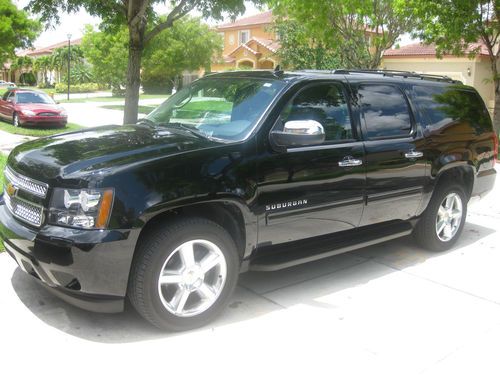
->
[38,112,58,117]
[4,166,48,198]
[4,193,43,227]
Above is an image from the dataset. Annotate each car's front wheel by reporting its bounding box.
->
[128,217,239,331]
[12,113,19,127]
[414,183,467,251]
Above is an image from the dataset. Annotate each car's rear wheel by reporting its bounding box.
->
[413,183,467,251]
[128,217,239,331]
[12,113,19,127]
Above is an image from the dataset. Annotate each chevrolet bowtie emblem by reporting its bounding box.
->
[6,182,18,197]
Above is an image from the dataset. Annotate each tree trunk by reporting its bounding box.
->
[124,44,143,124]
[124,24,145,124]
[494,87,500,135]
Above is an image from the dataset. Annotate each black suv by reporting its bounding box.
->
[0,70,497,330]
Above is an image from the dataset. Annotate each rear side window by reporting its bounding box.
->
[358,84,412,139]
[413,85,492,133]
[281,83,353,142]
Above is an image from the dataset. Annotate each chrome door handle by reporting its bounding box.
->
[338,156,363,167]
[405,150,423,159]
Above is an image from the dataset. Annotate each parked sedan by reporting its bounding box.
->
[0,89,67,127]
[0,80,16,88]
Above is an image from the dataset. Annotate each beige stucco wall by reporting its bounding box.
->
[220,25,275,56]
[381,56,495,112]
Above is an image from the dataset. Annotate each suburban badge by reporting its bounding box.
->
[266,199,308,211]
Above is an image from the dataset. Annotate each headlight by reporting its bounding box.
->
[22,109,36,116]
[49,188,114,229]
[59,109,67,116]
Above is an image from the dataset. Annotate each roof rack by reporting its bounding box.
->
[297,69,349,75]
[342,69,461,84]
[297,68,461,84]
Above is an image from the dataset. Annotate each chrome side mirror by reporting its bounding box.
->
[271,120,325,147]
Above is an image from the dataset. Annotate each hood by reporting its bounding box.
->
[8,124,215,182]
[16,102,65,114]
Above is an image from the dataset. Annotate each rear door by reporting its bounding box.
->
[256,81,366,246]
[351,82,426,226]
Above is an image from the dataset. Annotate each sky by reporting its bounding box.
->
[14,0,415,49]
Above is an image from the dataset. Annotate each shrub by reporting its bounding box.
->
[18,72,36,86]
[55,82,100,93]
[141,73,174,94]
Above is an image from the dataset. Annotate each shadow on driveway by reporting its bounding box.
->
[10,221,495,343]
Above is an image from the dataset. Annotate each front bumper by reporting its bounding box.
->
[0,199,140,313]
[19,115,67,127]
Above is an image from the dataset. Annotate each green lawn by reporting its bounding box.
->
[0,120,83,137]
[174,100,232,119]
[0,152,6,252]
[59,93,168,103]
[101,104,156,114]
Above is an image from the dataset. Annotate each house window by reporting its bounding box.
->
[229,34,235,46]
[239,30,250,45]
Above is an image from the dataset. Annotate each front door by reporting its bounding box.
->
[351,83,426,226]
[256,82,366,246]
[0,91,13,120]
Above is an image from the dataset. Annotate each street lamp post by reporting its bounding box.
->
[67,33,72,101]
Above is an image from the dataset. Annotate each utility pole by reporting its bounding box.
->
[67,33,72,101]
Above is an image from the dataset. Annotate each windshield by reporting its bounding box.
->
[145,77,286,142]
[16,91,55,104]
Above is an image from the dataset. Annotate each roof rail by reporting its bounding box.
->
[344,69,462,84]
[298,69,349,75]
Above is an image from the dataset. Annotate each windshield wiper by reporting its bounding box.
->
[137,119,220,142]
[167,122,213,141]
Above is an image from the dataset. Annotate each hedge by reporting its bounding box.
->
[55,82,100,93]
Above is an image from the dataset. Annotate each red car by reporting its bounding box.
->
[0,89,67,127]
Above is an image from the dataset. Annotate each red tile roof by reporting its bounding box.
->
[217,10,273,30]
[18,38,82,57]
[384,41,490,57]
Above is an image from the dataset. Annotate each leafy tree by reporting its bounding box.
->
[268,0,414,69]
[70,64,94,84]
[0,0,40,66]
[81,18,221,95]
[81,25,128,92]
[142,17,222,93]
[273,19,341,70]
[33,55,52,85]
[26,0,248,124]
[11,56,34,84]
[401,0,500,134]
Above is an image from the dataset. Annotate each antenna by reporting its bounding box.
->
[273,65,284,77]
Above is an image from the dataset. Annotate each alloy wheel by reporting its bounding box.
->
[435,192,463,242]
[157,239,227,317]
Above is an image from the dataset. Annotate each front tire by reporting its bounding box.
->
[414,183,467,251]
[12,113,19,127]
[128,217,239,331]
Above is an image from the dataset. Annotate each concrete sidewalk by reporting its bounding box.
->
[64,98,165,127]
[0,174,499,374]
[0,130,35,154]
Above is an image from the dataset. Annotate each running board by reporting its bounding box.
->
[249,226,412,272]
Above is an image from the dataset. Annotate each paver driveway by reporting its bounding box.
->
[0,167,498,375]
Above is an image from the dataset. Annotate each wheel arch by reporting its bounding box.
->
[433,162,475,200]
[135,199,253,262]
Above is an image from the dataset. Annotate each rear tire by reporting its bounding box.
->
[413,183,467,251]
[128,217,239,331]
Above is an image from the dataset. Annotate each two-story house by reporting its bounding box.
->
[211,10,280,72]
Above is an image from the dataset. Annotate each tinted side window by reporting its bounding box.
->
[413,85,492,133]
[282,84,353,142]
[358,85,412,139]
